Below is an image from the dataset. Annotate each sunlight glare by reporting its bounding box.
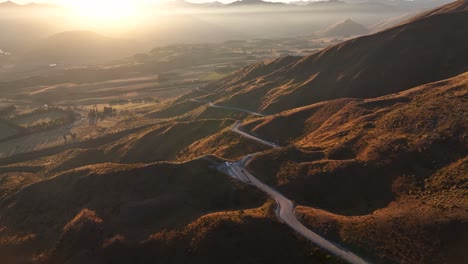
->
[65,0,140,20]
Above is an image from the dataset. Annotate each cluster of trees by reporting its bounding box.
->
[88,107,116,118]
[109,97,160,105]
[87,106,117,128]
[25,116,74,133]
[2,107,77,139]
[12,107,70,121]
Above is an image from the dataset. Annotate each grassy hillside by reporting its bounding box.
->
[248,72,467,211]
[182,0,468,114]
[0,159,266,263]
[297,157,467,263]
[245,73,467,263]
[0,2,466,264]
[38,203,343,264]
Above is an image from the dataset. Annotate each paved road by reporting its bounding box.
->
[195,97,369,263]
[231,121,279,148]
[191,99,267,117]
[191,99,277,146]
[194,87,211,94]
[218,156,369,264]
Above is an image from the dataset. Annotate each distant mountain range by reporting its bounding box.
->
[0,0,54,8]
[0,0,455,11]
[227,0,286,6]
[0,1,466,264]
[179,0,467,114]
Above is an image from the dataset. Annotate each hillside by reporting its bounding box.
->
[0,159,268,263]
[410,0,468,19]
[0,117,266,174]
[245,72,468,263]
[39,203,341,264]
[369,11,418,32]
[317,19,369,37]
[0,158,343,264]
[0,1,466,264]
[183,0,468,114]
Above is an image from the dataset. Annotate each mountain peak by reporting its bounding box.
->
[318,18,369,37]
[0,1,19,6]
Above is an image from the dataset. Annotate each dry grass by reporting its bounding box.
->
[245,73,468,263]
[197,5,467,114]
[178,128,270,161]
[296,158,468,264]
[0,159,266,263]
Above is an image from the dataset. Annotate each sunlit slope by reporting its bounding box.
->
[244,72,467,263]
[247,72,467,209]
[0,117,266,175]
[195,0,467,114]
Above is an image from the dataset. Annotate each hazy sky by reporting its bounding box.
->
[9,0,310,4]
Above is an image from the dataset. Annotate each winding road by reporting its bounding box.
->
[191,99,267,117]
[231,121,279,148]
[196,98,369,264]
[219,156,368,264]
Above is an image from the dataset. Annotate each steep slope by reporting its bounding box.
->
[297,157,467,263]
[317,19,369,37]
[0,159,266,263]
[369,11,419,32]
[192,0,467,114]
[244,72,467,263]
[40,204,341,264]
[410,0,468,19]
[247,72,467,211]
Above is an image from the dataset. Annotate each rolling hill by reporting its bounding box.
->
[0,158,270,263]
[244,72,467,263]
[0,1,466,264]
[181,0,468,114]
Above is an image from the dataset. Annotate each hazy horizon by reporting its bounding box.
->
[7,0,313,4]
[0,1,466,264]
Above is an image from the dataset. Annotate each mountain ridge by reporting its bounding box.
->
[193,0,467,114]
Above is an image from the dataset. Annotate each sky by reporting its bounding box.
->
[8,0,308,4]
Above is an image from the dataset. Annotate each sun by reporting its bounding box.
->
[65,0,139,20]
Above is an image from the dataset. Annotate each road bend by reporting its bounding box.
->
[196,98,369,263]
[215,120,369,264]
